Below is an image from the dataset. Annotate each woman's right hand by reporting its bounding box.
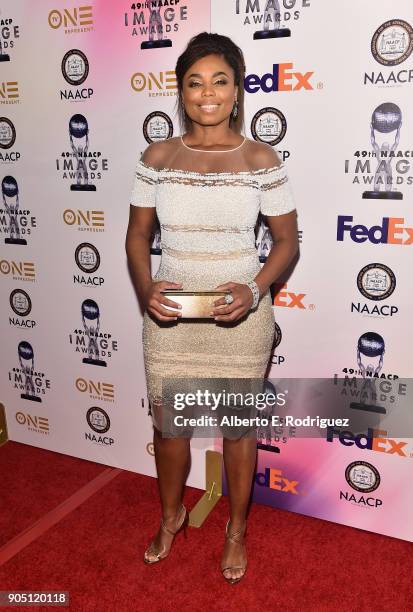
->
[144,280,183,321]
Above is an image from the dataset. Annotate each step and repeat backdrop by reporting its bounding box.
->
[1,1,412,541]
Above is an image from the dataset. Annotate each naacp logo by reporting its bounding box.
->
[143,111,173,144]
[273,321,282,349]
[371,20,413,66]
[251,107,286,146]
[345,461,380,493]
[75,242,100,274]
[86,406,110,434]
[270,321,285,366]
[357,263,396,301]
[10,288,32,316]
[62,49,89,85]
[0,117,16,149]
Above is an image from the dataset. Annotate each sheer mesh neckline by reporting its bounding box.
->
[137,158,284,177]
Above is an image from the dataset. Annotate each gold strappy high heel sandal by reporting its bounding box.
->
[143,504,188,564]
[221,519,247,584]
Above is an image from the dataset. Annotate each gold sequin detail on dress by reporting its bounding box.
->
[130,153,296,429]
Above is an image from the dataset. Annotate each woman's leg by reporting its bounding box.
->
[145,426,191,559]
[221,435,257,580]
[154,425,191,517]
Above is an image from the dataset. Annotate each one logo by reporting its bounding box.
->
[251,107,287,146]
[75,242,100,273]
[371,19,413,66]
[0,81,19,103]
[9,288,32,316]
[357,263,396,301]
[146,442,154,456]
[15,411,49,434]
[345,461,380,493]
[131,70,177,95]
[0,259,35,280]
[0,117,16,149]
[75,377,114,402]
[62,49,89,86]
[86,406,110,434]
[63,209,105,231]
[337,216,413,245]
[143,111,173,144]
[48,6,94,32]
[245,63,316,93]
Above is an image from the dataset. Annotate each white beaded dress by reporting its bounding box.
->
[130,136,296,426]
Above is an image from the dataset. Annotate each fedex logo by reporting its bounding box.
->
[255,467,299,494]
[273,283,306,309]
[244,63,314,93]
[337,216,413,245]
[327,427,410,458]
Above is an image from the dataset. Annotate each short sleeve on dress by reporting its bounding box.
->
[130,160,158,207]
[258,163,296,216]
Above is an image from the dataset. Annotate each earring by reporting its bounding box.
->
[232,99,239,120]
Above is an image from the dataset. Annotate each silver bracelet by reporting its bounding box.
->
[246,280,260,310]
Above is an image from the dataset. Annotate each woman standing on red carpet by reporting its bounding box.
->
[126,32,298,584]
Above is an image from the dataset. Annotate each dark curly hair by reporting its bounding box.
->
[175,32,246,134]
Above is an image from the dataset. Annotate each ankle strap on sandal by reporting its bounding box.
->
[225,519,246,544]
[160,505,186,536]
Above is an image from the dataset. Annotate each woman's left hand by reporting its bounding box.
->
[211,281,256,322]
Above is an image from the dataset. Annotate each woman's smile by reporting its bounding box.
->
[198,103,220,112]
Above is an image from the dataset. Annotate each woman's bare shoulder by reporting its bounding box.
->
[140,137,181,169]
[244,138,283,170]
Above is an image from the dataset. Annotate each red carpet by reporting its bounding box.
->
[0,440,412,611]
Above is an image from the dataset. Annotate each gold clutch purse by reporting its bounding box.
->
[160,289,231,318]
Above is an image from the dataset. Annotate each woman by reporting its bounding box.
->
[125,31,298,584]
